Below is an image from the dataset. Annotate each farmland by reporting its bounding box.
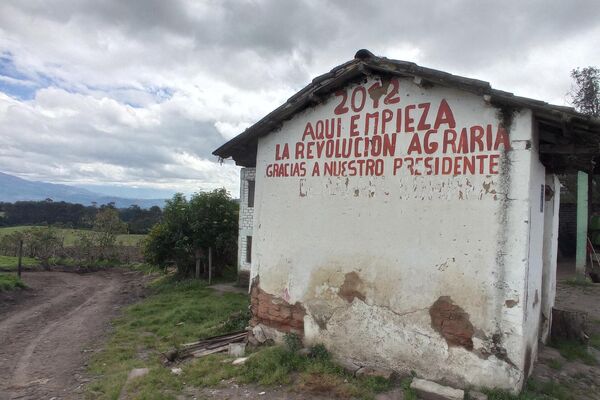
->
[0,226,146,247]
[0,255,39,270]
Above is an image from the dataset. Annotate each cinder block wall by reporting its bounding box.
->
[238,167,255,275]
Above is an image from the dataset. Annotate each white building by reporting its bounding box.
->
[214,50,600,392]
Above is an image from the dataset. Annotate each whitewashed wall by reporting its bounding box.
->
[251,75,543,390]
[238,167,255,272]
[541,175,560,343]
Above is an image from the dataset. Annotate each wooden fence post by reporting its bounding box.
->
[208,247,212,285]
[17,239,23,279]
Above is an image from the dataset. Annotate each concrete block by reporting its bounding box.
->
[228,342,246,357]
[410,378,464,400]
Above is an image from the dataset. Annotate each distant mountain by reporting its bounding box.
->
[0,172,165,208]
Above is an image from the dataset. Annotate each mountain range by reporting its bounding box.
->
[0,172,165,208]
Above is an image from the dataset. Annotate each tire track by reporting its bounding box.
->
[0,271,143,400]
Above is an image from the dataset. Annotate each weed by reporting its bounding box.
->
[400,376,417,400]
[284,332,303,352]
[220,309,251,332]
[236,344,391,398]
[550,339,597,365]
[485,379,573,400]
[309,343,330,361]
[548,359,563,370]
[564,277,594,287]
[590,334,600,351]
[0,273,26,291]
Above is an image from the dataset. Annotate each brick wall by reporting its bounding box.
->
[238,168,255,273]
[250,278,305,335]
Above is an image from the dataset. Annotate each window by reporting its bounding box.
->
[246,236,252,264]
[247,180,255,208]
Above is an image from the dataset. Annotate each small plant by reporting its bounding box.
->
[548,359,563,370]
[220,309,250,332]
[590,334,600,351]
[284,332,303,353]
[550,339,597,365]
[0,273,26,291]
[400,376,417,400]
[564,277,594,287]
[309,343,330,361]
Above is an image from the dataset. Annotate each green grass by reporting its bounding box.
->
[0,273,26,291]
[0,255,39,270]
[563,277,595,287]
[484,379,573,400]
[550,339,597,365]
[547,359,563,370]
[590,334,600,351]
[0,226,146,247]
[86,277,395,400]
[86,277,250,399]
[247,345,392,397]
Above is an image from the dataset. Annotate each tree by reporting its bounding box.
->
[94,207,127,250]
[143,190,238,277]
[570,66,600,117]
[189,189,239,277]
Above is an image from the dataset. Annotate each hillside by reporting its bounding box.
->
[0,172,165,208]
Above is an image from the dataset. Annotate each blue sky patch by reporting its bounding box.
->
[0,52,54,100]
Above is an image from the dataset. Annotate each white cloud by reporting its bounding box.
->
[0,0,599,199]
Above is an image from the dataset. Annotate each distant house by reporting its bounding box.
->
[214,50,600,391]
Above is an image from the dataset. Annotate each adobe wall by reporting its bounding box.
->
[250,74,542,391]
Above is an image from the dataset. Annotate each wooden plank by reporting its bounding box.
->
[190,345,229,358]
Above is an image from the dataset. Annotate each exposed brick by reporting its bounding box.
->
[429,296,474,350]
[250,277,306,335]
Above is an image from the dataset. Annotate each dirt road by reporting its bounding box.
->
[0,271,145,400]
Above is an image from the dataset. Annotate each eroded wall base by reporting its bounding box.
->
[250,278,305,334]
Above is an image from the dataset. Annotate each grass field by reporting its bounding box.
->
[86,278,250,399]
[86,277,398,400]
[0,273,26,291]
[0,226,146,246]
[0,255,39,270]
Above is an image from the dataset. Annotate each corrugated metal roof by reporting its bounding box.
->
[213,50,600,171]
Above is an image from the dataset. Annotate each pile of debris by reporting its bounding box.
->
[164,331,247,362]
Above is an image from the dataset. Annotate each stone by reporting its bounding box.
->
[335,357,361,374]
[171,367,182,375]
[355,367,393,379]
[252,325,267,343]
[298,347,311,356]
[232,357,249,365]
[469,391,488,400]
[375,388,405,399]
[228,342,246,357]
[410,378,464,400]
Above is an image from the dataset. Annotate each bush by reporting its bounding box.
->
[143,190,238,277]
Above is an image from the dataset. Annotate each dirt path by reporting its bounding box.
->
[0,270,145,400]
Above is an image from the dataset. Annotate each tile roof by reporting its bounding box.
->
[214,50,600,171]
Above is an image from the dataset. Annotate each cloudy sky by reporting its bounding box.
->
[1,0,599,198]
